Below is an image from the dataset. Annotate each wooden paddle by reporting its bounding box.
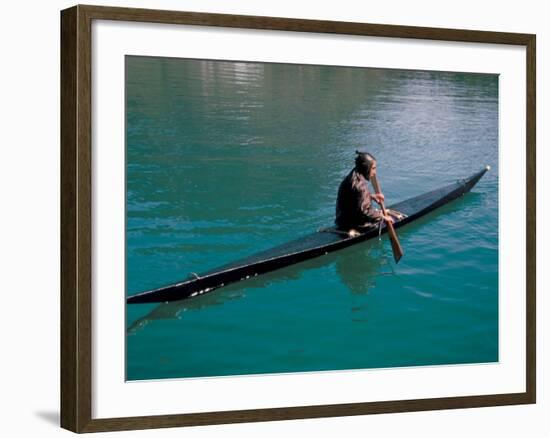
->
[370,175,404,263]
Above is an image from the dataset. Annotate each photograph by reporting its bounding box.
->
[124,56,499,381]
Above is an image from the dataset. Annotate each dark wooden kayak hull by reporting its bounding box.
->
[127,167,489,304]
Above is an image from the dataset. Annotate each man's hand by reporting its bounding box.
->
[372,193,385,204]
[383,213,394,224]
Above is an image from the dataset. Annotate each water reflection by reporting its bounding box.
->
[126,288,246,335]
[126,239,393,334]
[335,241,392,295]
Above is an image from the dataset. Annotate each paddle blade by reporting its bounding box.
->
[387,221,404,263]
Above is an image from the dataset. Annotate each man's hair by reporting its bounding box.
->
[355,150,376,178]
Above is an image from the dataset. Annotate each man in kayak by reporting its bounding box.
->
[335,151,395,234]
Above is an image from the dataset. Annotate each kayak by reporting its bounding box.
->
[127,166,489,304]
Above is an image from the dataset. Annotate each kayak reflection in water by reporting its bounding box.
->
[335,151,395,236]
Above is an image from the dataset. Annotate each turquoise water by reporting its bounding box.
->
[125,56,498,381]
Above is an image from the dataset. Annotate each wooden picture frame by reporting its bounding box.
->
[60,4,536,433]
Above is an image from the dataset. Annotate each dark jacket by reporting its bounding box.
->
[335,169,382,230]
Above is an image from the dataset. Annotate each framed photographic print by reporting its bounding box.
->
[60,4,536,433]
